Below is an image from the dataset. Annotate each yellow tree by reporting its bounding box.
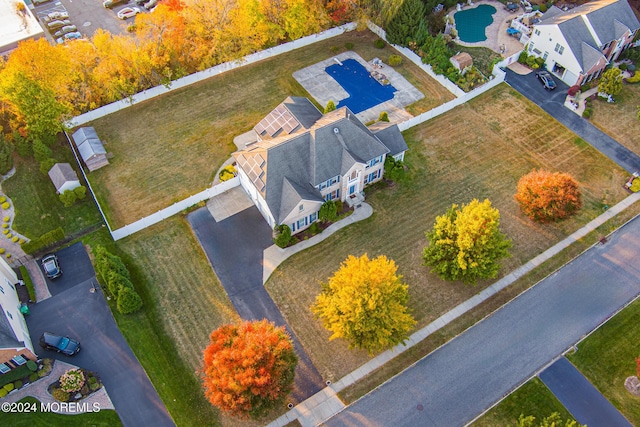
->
[282,0,330,40]
[311,254,416,354]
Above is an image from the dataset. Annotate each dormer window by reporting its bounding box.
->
[299,204,304,212]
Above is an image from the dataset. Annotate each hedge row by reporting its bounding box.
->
[21,227,64,254]
[19,266,36,302]
[93,246,142,315]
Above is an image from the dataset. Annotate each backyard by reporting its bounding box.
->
[265,83,629,382]
[589,81,640,155]
[85,29,455,229]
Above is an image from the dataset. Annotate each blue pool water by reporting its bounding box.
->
[325,59,397,114]
[454,4,497,43]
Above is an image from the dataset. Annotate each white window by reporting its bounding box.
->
[299,204,304,212]
[554,43,564,54]
[534,29,540,36]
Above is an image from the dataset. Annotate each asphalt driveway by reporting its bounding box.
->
[505,68,640,174]
[187,206,325,403]
[39,242,96,297]
[540,357,632,427]
[28,243,174,427]
[325,214,640,426]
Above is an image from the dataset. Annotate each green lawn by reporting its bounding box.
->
[589,81,640,155]
[3,141,103,239]
[472,378,577,426]
[265,83,629,382]
[85,29,455,228]
[567,297,640,425]
[2,396,122,426]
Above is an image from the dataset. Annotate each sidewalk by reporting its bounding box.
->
[267,191,640,427]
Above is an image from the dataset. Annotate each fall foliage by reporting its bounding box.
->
[514,170,582,222]
[423,199,511,285]
[311,254,416,354]
[202,320,297,418]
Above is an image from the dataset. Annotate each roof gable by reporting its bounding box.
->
[279,178,323,222]
[48,163,79,191]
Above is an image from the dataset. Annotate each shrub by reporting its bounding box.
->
[0,248,4,254]
[335,200,343,213]
[0,389,6,398]
[631,178,640,192]
[309,222,321,235]
[59,369,85,393]
[378,111,390,122]
[51,387,70,402]
[319,200,338,222]
[218,165,237,182]
[582,108,592,118]
[324,100,336,113]
[540,3,547,12]
[11,236,18,242]
[13,132,31,158]
[1,202,9,210]
[4,383,14,392]
[29,373,38,382]
[388,54,402,66]
[2,229,7,235]
[32,139,52,162]
[0,198,5,205]
[620,63,628,71]
[518,50,529,64]
[88,376,98,385]
[6,233,11,238]
[374,39,386,49]
[74,185,87,200]
[344,42,354,50]
[21,227,64,254]
[329,45,340,53]
[14,380,22,389]
[626,71,640,83]
[567,85,580,96]
[107,271,134,297]
[19,265,36,302]
[59,189,77,207]
[6,254,11,259]
[90,382,100,391]
[27,360,37,372]
[39,158,57,175]
[117,286,143,314]
[2,223,7,228]
[274,224,293,248]
[81,384,89,394]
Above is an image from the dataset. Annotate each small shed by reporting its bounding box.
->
[450,52,473,72]
[48,163,80,194]
[72,127,109,172]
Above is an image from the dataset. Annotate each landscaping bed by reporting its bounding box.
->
[47,368,102,402]
[0,358,52,396]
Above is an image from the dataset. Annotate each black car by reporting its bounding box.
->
[536,70,557,90]
[39,332,81,356]
[41,254,62,279]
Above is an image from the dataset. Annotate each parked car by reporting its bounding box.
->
[117,6,140,19]
[144,0,157,10]
[54,25,77,38]
[103,0,127,8]
[56,32,83,44]
[43,11,69,22]
[536,70,557,90]
[47,19,72,31]
[41,254,61,279]
[135,0,150,5]
[39,332,80,356]
[32,0,51,4]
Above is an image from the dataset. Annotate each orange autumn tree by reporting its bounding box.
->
[515,170,582,223]
[202,320,297,418]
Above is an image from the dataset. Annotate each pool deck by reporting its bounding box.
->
[450,0,524,56]
[293,51,423,125]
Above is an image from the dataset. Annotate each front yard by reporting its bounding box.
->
[265,83,629,382]
[589,81,640,155]
[85,29,455,229]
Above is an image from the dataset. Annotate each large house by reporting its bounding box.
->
[0,257,36,375]
[233,97,407,234]
[527,0,640,86]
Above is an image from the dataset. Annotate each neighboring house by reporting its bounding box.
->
[527,0,640,86]
[72,127,109,172]
[0,257,36,375]
[48,163,81,194]
[233,96,407,234]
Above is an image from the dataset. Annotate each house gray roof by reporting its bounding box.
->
[373,125,408,156]
[72,127,107,160]
[0,303,20,350]
[48,163,79,192]
[558,17,602,71]
[279,178,324,221]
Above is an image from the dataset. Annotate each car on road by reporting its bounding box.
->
[47,19,72,31]
[103,0,128,8]
[56,32,83,44]
[536,70,557,90]
[54,25,77,38]
[41,254,62,279]
[117,6,141,19]
[39,332,80,356]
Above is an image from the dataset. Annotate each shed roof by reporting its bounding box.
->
[450,52,473,70]
[48,163,79,192]
[72,127,107,160]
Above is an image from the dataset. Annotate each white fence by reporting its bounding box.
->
[110,178,240,241]
[67,22,358,127]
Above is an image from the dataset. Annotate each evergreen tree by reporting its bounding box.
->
[385,0,426,47]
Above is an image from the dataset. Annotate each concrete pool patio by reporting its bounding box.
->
[293,51,424,124]
[450,0,525,56]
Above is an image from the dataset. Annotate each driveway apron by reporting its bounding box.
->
[27,243,174,427]
[187,207,324,402]
[325,215,640,427]
[504,69,640,174]
[540,357,632,427]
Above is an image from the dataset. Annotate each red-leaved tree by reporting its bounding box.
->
[202,320,297,419]
[514,169,582,222]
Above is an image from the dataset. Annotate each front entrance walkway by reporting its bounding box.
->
[540,357,632,427]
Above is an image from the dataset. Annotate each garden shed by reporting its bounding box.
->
[72,127,109,172]
[450,52,473,72]
[48,163,80,194]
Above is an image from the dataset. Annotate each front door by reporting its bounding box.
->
[349,185,356,195]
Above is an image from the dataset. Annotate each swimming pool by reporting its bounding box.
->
[454,4,497,43]
[325,59,397,114]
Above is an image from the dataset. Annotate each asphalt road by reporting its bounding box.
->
[187,207,325,403]
[505,68,640,174]
[28,243,175,427]
[540,357,632,427]
[325,215,640,427]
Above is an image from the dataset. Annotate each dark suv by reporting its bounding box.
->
[39,332,81,356]
[41,254,62,279]
[536,70,557,90]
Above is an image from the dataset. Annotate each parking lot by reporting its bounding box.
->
[32,0,150,42]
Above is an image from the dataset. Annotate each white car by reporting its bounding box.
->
[117,6,140,19]
[43,11,70,22]
[143,0,156,10]
[56,32,82,44]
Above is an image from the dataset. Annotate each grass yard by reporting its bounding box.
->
[472,377,577,426]
[451,44,502,77]
[265,83,629,382]
[589,82,640,155]
[4,143,103,239]
[1,396,122,426]
[567,297,640,425]
[86,30,454,229]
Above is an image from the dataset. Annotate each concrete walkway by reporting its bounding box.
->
[2,359,115,413]
[267,191,640,427]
